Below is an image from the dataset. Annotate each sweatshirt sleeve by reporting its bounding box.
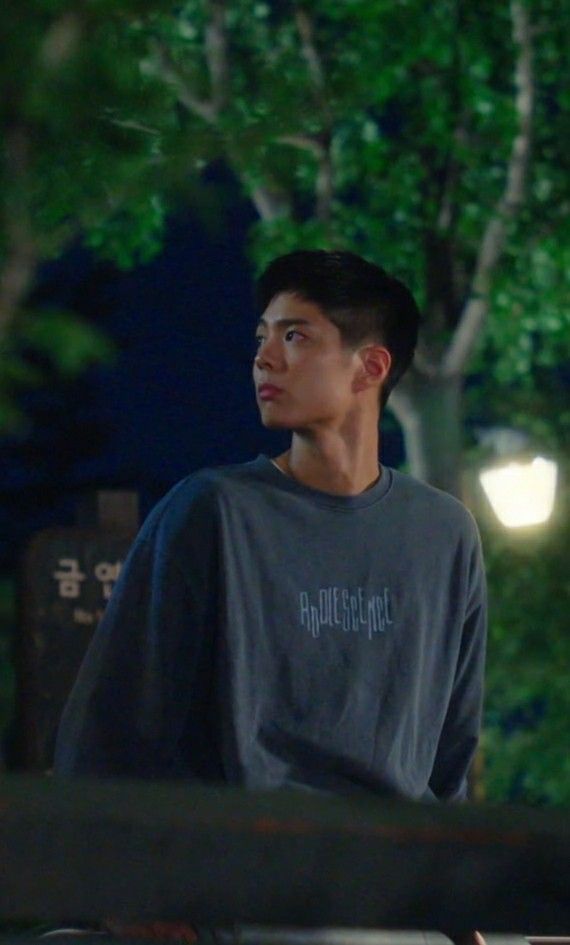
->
[428,519,488,802]
[53,476,220,780]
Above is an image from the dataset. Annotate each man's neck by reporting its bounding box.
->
[272,438,382,497]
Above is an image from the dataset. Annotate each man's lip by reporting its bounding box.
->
[258,384,284,394]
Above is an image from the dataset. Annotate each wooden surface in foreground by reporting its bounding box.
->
[0,775,568,934]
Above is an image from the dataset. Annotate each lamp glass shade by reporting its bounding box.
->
[479,456,558,528]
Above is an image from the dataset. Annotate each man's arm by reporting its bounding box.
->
[54,477,220,779]
[429,524,488,802]
[430,526,488,945]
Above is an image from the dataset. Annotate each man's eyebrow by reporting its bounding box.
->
[255,317,312,330]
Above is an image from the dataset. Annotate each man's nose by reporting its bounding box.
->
[255,336,281,366]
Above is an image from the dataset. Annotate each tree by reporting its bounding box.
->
[3,1,569,490]
[0,0,217,433]
[1,0,569,802]
[127,0,569,495]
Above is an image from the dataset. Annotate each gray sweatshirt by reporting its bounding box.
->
[54,454,487,802]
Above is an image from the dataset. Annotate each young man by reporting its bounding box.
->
[54,250,487,944]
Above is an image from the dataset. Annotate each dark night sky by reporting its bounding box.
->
[0,178,405,574]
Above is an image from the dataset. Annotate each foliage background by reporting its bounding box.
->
[0,0,568,806]
[465,375,569,805]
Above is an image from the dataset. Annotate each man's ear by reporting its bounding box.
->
[354,344,391,394]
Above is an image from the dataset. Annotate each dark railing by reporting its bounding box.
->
[0,775,568,942]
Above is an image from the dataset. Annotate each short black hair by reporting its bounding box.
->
[255,249,421,411]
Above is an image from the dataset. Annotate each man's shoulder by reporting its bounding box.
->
[137,456,262,542]
[389,467,480,540]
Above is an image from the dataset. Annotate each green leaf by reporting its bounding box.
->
[16,308,117,377]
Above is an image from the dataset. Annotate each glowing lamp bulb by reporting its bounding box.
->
[479,456,558,528]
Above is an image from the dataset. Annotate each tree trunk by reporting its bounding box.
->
[388,370,464,498]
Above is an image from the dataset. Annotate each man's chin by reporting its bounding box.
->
[259,415,292,429]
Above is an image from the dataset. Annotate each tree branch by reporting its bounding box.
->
[205,0,229,112]
[441,0,534,376]
[104,115,161,136]
[39,11,82,68]
[0,128,37,341]
[294,7,326,94]
[435,0,466,238]
[314,131,334,230]
[436,122,469,234]
[150,3,229,123]
[153,8,291,223]
[246,179,291,220]
[1,11,85,341]
[275,134,326,159]
[293,6,334,226]
[413,340,444,380]
[150,39,218,123]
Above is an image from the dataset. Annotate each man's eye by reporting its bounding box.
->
[254,331,303,346]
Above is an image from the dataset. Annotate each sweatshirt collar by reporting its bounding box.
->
[251,453,393,510]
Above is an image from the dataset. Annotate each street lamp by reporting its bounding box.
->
[475,427,559,528]
[479,455,558,528]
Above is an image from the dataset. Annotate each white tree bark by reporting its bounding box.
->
[390,0,534,495]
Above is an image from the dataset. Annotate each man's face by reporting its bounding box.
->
[252,292,369,431]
